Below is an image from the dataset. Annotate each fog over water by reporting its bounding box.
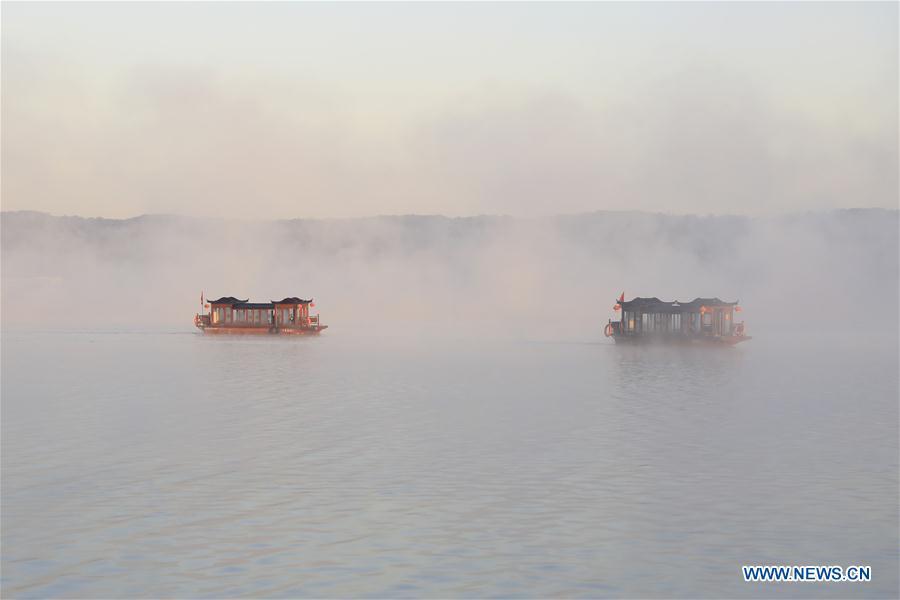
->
[2,208,898,597]
[2,209,897,338]
[3,1,898,597]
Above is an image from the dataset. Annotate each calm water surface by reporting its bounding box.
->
[2,330,897,598]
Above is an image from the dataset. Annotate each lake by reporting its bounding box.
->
[2,330,897,598]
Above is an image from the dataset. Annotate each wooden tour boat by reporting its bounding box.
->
[605,294,750,345]
[194,295,328,335]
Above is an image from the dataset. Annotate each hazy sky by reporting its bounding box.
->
[2,1,897,219]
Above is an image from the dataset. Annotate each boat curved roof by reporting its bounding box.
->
[207,296,311,306]
[618,297,738,312]
[208,296,248,304]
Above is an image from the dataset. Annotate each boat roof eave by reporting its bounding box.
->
[617,297,740,311]
[208,297,249,304]
[207,296,312,306]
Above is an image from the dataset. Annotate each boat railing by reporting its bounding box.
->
[197,314,320,328]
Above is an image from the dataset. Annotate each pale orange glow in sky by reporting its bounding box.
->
[2,2,897,218]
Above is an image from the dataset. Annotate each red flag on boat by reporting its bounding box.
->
[618,292,625,302]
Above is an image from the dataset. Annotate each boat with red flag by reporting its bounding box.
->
[605,293,749,344]
[194,294,328,335]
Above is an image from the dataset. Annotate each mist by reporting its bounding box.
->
[3,2,897,219]
[4,3,899,598]
[2,209,896,340]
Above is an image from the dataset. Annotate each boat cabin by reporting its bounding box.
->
[195,296,326,335]
[606,296,748,344]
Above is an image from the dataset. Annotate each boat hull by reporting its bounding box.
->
[197,325,328,335]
